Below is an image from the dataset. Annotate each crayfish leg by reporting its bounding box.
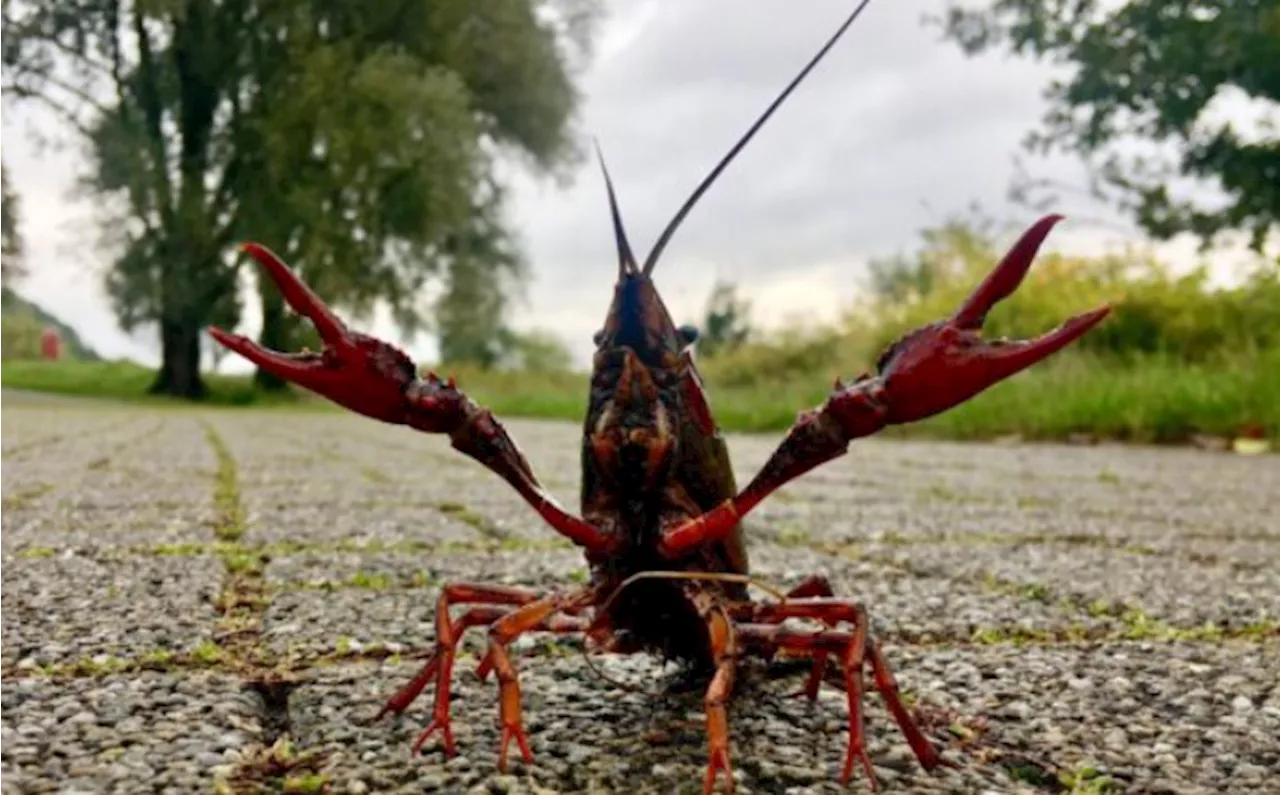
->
[727,576,844,701]
[783,575,840,701]
[866,636,947,771]
[692,592,740,795]
[475,589,596,771]
[375,581,568,764]
[486,641,535,771]
[702,654,739,795]
[734,596,947,787]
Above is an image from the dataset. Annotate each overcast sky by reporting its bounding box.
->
[2,0,1265,371]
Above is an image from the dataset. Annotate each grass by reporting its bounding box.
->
[202,424,247,543]
[464,351,1279,443]
[390,352,1280,443]
[1,359,316,408]
[895,350,1280,444]
[5,349,1277,445]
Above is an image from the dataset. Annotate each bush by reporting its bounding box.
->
[1,310,47,360]
[697,325,848,389]
[859,220,1280,366]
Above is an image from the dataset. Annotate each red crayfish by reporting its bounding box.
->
[210,2,1109,791]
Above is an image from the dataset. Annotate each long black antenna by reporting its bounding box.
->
[641,0,876,276]
[594,138,638,276]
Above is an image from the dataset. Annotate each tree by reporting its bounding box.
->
[434,182,528,367]
[1,160,23,286]
[237,1,601,389]
[934,0,1280,254]
[3,0,602,397]
[867,254,938,306]
[696,280,753,358]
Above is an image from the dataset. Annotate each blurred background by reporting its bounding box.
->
[2,0,1276,445]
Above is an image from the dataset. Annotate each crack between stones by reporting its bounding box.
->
[248,680,295,745]
[201,420,336,793]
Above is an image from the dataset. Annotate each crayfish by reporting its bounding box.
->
[210,2,1109,792]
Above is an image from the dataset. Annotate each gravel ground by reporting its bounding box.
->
[1,672,263,794]
[3,394,1277,794]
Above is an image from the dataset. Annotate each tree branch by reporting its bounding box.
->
[3,89,96,138]
[11,70,114,117]
[132,12,175,227]
[208,83,255,251]
[26,31,115,78]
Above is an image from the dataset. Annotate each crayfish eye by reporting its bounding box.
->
[677,324,699,348]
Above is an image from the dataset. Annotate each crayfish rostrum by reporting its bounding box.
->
[210,3,1110,792]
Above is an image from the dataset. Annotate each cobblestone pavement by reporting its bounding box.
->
[2,397,1277,794]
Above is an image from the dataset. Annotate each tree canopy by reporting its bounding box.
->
[1,161,23,286]
[3,0,603,396]
[935,0,1280,254]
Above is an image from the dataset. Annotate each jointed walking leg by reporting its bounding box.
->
[375,582,585,759]
[725,575,842,701]
[776,575,841,701]
[699,601,739,795]
[473,589,596,771]
[734,597,945,789]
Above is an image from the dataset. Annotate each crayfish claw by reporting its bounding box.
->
[951,214,1062,330]
[947,213,1111,373]
[239,242,352,350]
[868,214,1111,424]
[983,304,1111,380]
[210,243,365,387]
[205,327,322,381]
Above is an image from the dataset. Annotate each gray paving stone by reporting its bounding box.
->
[1,672,263,795]
[1,553,222,667]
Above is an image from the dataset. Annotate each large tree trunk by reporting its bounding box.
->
[149,318,207,398]
[147,0,221,402]
[253,286,290,390]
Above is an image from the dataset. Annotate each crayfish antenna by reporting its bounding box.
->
[640,0,877,277]
[594,139,639,277]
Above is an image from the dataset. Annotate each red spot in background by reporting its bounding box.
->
[40,327,61,360]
